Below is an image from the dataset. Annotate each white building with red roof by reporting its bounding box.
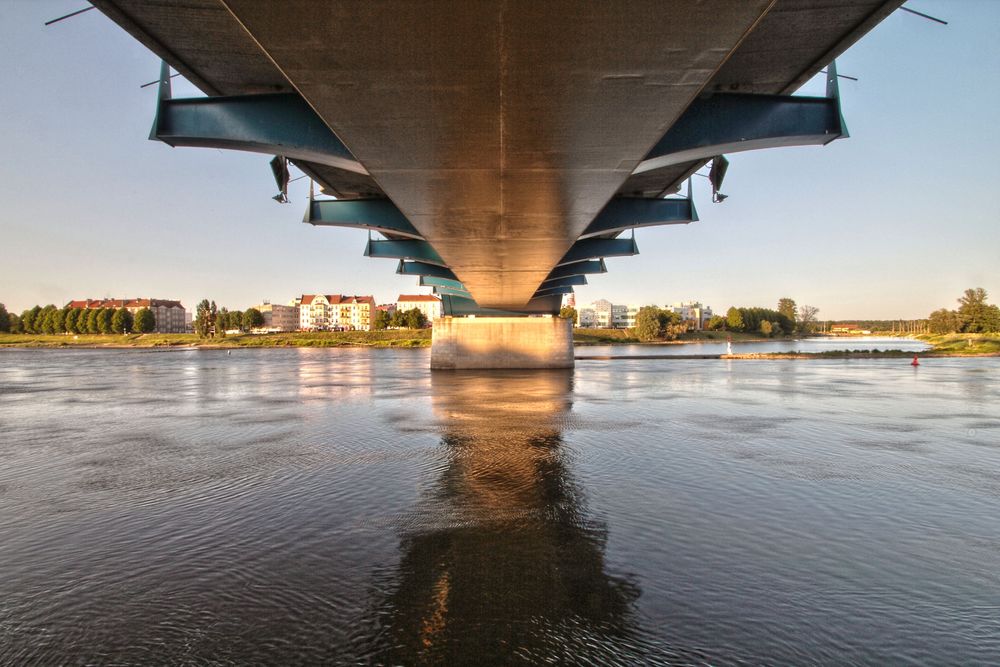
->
[292,294,375,331]
[396,294,442,324]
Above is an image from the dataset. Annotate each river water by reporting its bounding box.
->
[1,347,997,665]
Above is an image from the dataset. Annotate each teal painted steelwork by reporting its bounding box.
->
[580,196,697,238]
[639,91,845,172]
[150,62,363,173]
[305,196,423,239]
[557,237,639,266]
[540,275,587,289]
[365,239,446,266]
[419,276,467,291]
[396,261,459,281]
[544,259,607,281]
[432,286,473,298]
[533,285,575,298]
[440,294,563,317]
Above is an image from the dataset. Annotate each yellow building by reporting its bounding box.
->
[293,294,375,331]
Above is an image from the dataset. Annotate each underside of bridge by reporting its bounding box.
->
[91,0,902,367]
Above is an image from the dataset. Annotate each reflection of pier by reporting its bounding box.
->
[365,370,639,663]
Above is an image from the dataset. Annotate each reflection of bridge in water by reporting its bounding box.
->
[361,370,655,663]
[87,1,905,367]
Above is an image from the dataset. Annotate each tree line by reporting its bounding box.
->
[373,308,428,330]
[193,300,264,338]
[706,298,818,336]
[634,306,685,341]
[0,303,155,335]
[927,288,1000,334]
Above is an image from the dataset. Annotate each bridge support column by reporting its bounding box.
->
[431,317,574,370]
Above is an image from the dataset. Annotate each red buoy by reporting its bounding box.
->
[911,355,920,366]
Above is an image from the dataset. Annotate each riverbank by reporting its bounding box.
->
[0,331,432,348]
[0,329,763,349]
[2,331,997,356]
[572,328,777,345]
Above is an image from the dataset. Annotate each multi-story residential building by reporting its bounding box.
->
[668,301,713,329]
[65,298,188,333]
[396,294,442,324]
[576,300,711,329]
[293,294,375,331]
[591,299,613,328]
[254,302,300,332]
[577,299,635,328]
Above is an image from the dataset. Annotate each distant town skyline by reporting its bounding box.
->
[1,1,997,319]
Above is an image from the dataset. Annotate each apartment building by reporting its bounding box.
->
[668,301,713,329]
[293,294,375,331]
[254,302,300,332]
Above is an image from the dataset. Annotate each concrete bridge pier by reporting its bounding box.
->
[430,317,574,370]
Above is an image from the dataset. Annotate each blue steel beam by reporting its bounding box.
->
[150,62,365,174]
[419,276,467,291]
[540,275,587,289]
[635,92,846,174]
[532,285,575,298]
[304,197,423,239]
[396,261,459,281]
[580,196,697,238]
[556,237,639,267]
[440,294,563,317]
[432,286,473,298]
[544,259,607,281]
[365,239,446,266]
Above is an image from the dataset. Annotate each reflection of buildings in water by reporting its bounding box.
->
[295,348,375,400]
[366,370,640,663]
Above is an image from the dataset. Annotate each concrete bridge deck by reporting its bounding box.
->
[86,0,904,366]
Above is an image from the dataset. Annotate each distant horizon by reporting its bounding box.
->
[3,288,983,324]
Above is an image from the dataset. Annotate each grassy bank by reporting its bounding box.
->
[0,330,432,348]
[572,328,639,344]
[914,333,1000,356]
[2,331,997,356]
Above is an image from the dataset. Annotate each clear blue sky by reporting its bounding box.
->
[1,1,997,319]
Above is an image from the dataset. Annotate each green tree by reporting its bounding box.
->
[217,307,229,337]
[0,303,9,333]
[85,308,99,334]
[760,320,773,337]
[726,307,744,332]
[798,305,819,334]
[134,307,155,333]
[957,287,997,333]
[23,306,41,333]
[928,308,960,334]
[634,306,663,341]
[559,306,578,324]
[389,309,404,329]
[8,312,22,333]
[111,307,133,334]
[66,308,83,334]
[243,308,264,331]
[778,298,797,327]
[373,310,391,330]
[706,315,726,331]
[54,307,70,334]
[404,307,427,329]
[195,299,212,338]
[39,305,58,334]
[97,308,114,334]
